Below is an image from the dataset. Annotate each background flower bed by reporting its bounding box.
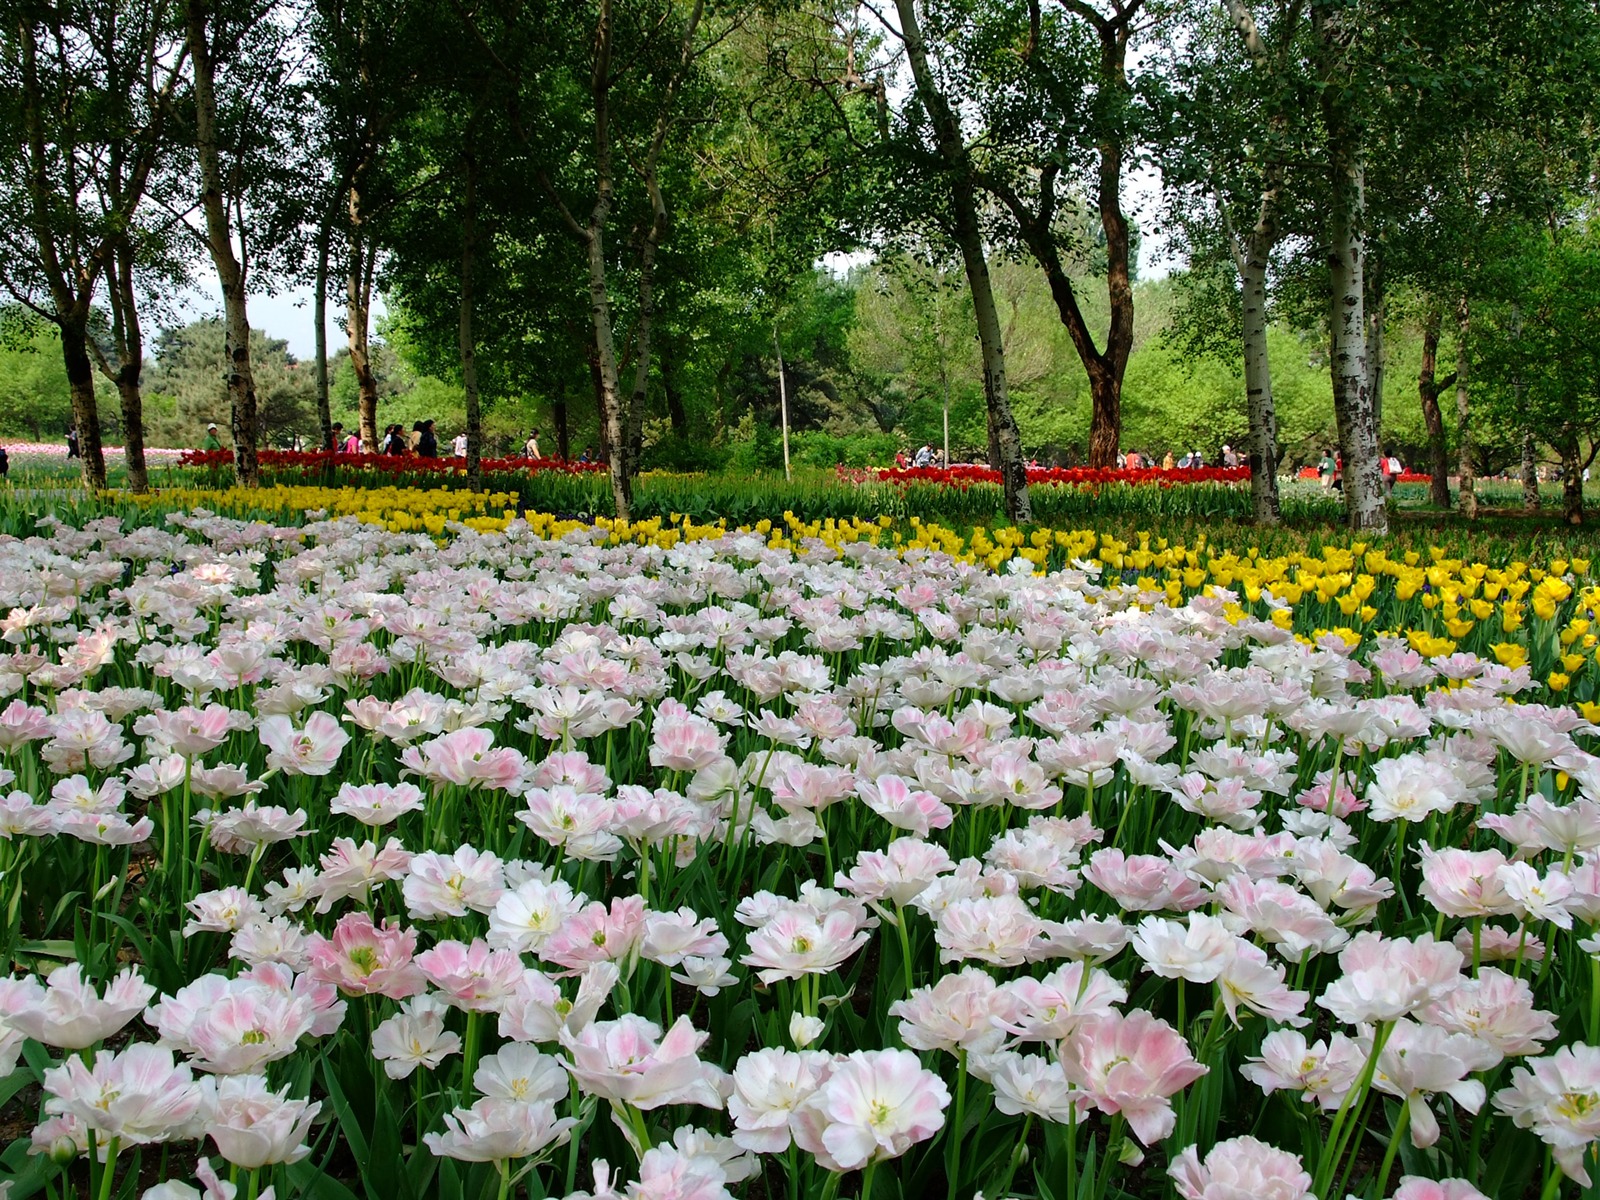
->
[865,464,1253,487]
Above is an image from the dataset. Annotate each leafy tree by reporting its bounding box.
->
[178,0,312,485]
[1477,221,1600,525]
[864,0,1032,519]
[0,0,187,489]
[1160,0,1322,523]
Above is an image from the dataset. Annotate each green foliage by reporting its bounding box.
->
[0,310,75,441]
[640,435,728,473]
[1476,218,1600,471]
[327,338,471,439]
[143,320,316,447]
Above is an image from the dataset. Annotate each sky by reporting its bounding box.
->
[171,276,390,363]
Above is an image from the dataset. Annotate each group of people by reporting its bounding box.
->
[1118,445,1240,470]
[894,444,948,469]
[195,421,575,460]
[1318,448,1406,492]
[370,421,440,457]
[335,424,560,459]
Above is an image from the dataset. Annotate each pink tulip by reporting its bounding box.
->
[258,711,349,776]
[561,1014,729,1110]
[1170,1135,1312,1200]
[307,913,426,999]
[414,938,524,1012]
[1065,1011,1207,1145]
[790,1048,948,1171]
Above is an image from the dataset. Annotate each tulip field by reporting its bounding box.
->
[2,483,1600,1200]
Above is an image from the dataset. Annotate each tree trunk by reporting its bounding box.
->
[1522,431,1541,511]
[1087,25,1134,470]
[1454,298,1476,519]
[221,285,260,485]
[115,375,146,487]
[186,0,259,488]
[624,222,658,477]
[1239,247,1280,524]
[314,212,334,451]
[347,185,380,454]
[621,0,701,479]
[1318,11,1384,534]
[1365,261,1385,436]
[587,221,632,520]
[1324,168,1383,532]
[570,0,632,521]
[60,323,107,491]
[893,0,1029,521]
[1219,0,1292,523]
[1561,426,1583,525]
[554,397,570,461]
[591,347,610,465]
[1417,308,1452,509]
[775,326,792,480]
[460,152,482,492]
[664,374,687,435]
[1005,12,1135,470]
[1505,302,1537,512]
[17,18,108,490]
[104,241,148,493]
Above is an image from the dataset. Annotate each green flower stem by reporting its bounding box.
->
[1371,1097,1409,1200]
[96,1135,121,1200]
[946,1048,968,1200]
[995,1114,1034,1199]
[1315,1019,1393,1199]
[462,1010,482,1099]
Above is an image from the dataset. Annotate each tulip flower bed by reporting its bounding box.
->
[176,450,607,478]
[155,457,1329,526]
[1295,468,1435,484]
[864,465,1253,487]
[2,504,1600,1200]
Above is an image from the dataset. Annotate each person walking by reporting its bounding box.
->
[1383,448,1404,494]
[453,431,468,457]
[1162,449,1175,470]
[417,419,438,458]
[201,423,223,451]
[1318,448,1336,490]
[524,429,541,458]
[66,427,79,459]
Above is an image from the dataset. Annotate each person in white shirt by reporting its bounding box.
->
[524,429,541,458]
[453,432,467,457]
